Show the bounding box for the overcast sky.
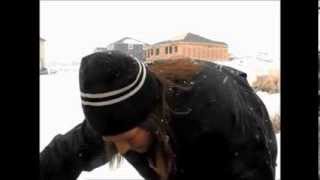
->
[40,1,280,64]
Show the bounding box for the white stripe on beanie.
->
[81,57,147,106]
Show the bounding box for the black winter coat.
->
[40,61,277,180]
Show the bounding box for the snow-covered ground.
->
[40,70,144,180]
[256,91,280,122]
[214,55,280,86]
[40,57,281,180]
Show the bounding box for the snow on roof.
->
[112,37,146,45]
[154,32,227,46]
[169,33,188,41]
[122,38,145,44]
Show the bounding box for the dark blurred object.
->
[40,67,48,75]
[40,67,57,75]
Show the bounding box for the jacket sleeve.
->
[40,119,109,180]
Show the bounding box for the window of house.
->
[147,50,150,57]
[151,49,153,56]
[174,46,178,53]
[128,44,134,50]
[156,48,159,55]
[165,47,168,54]
[169,46,172,54]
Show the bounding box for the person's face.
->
[102,127,154,155]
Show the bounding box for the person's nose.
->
[114,141,130,155]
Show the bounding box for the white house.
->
[40,37,46,70]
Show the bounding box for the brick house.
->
[144,33,230,62]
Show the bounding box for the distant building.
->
[144,32,230,62]
[40,37,46,70]
[106,37,148,61]
[94,47,108,52]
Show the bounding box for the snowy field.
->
[40,63,280,180]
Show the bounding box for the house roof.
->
[153,32,227,46]
[40,37,46,41]
[110,37,149,45]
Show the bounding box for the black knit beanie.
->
[79,51,161,136]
